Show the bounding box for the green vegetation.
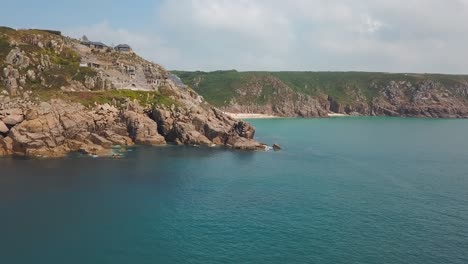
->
[73,67,97,82]
[43,47,80,83]
[33,89,178,108]
[0,28,180,110]
[36,47,97,88]
[174,70,468,106]
[0,26,16,34]
[0,36,10,58]
[173,70,244,106]
[1,28,97,90]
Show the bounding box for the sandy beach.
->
[328,113,349,117]
[224,112,279,119]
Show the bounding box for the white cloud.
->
[159,0,294,53]
[361,15,383,33]
[64,1,468,73]
[64,22,181,68]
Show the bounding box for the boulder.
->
[24,108,39,120]
[4,77,18,95]
[2,67,9,78]
[122,111,165,145]
[78,144,112,156]
[230,137,266,151]
[88,133,113,149]
[233,121,255,139]
[101,130,133,146]
[40,54,51,68]
[151,108,174,135]
[7,100,98,156]
[2,114,24,126]
[4,108,23,116]
[0,137,13,156]
[26,69,36,81]
[0,121,8,134]
[6,48,30,69]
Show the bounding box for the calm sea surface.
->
[1,117,468,264]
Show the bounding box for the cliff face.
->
[0,95,264,157]
[0,27,265,157]
[175,71,468,118]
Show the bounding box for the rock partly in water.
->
[0,99,167,157]
[272,143,282,151]
[0,94,266,157]
[152,99,266,150]
[0,29,266,157]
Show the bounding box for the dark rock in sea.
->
[272,144,281,151]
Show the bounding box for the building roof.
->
[115,44,131,49]
[91,41,107,47]
[81,41,108,47]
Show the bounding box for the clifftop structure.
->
[80,36,132,53]
[81,40,108,50]
[115,44,131,53]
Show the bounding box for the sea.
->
[1,117,467,264]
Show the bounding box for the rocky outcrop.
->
[367,80,468,118]
[151,90,266,151]
[220,75,329,118]
[0,100,162,157]
[179,71,468,118]
[0,121,8,134]
[0,95,266,157]
[152,105,266,150]
[0,28,267,157]
[6,48,30,69]
[2,114,23,126]
[122,111,165,145]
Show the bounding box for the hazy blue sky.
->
[3,0,468,73]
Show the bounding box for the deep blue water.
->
[1,117,468,264]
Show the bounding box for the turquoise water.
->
[1,117,468,264]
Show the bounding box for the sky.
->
[2,0,468,74]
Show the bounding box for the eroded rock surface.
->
[151,87,266,151]
[0,100,161,157]
[0,28,267,157]
[0,94,266,157]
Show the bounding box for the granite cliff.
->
[0,27,266,157]
[175,71,468,118]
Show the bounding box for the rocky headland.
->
[0,27,266,157]
[175,71,468,118]
[0,97,265,157]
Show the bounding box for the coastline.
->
[224,112,350,119]
[328,112,349,117]
[224,112,280,119]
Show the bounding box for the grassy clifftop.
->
[0,27,178,109]
[174,70,468,107]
